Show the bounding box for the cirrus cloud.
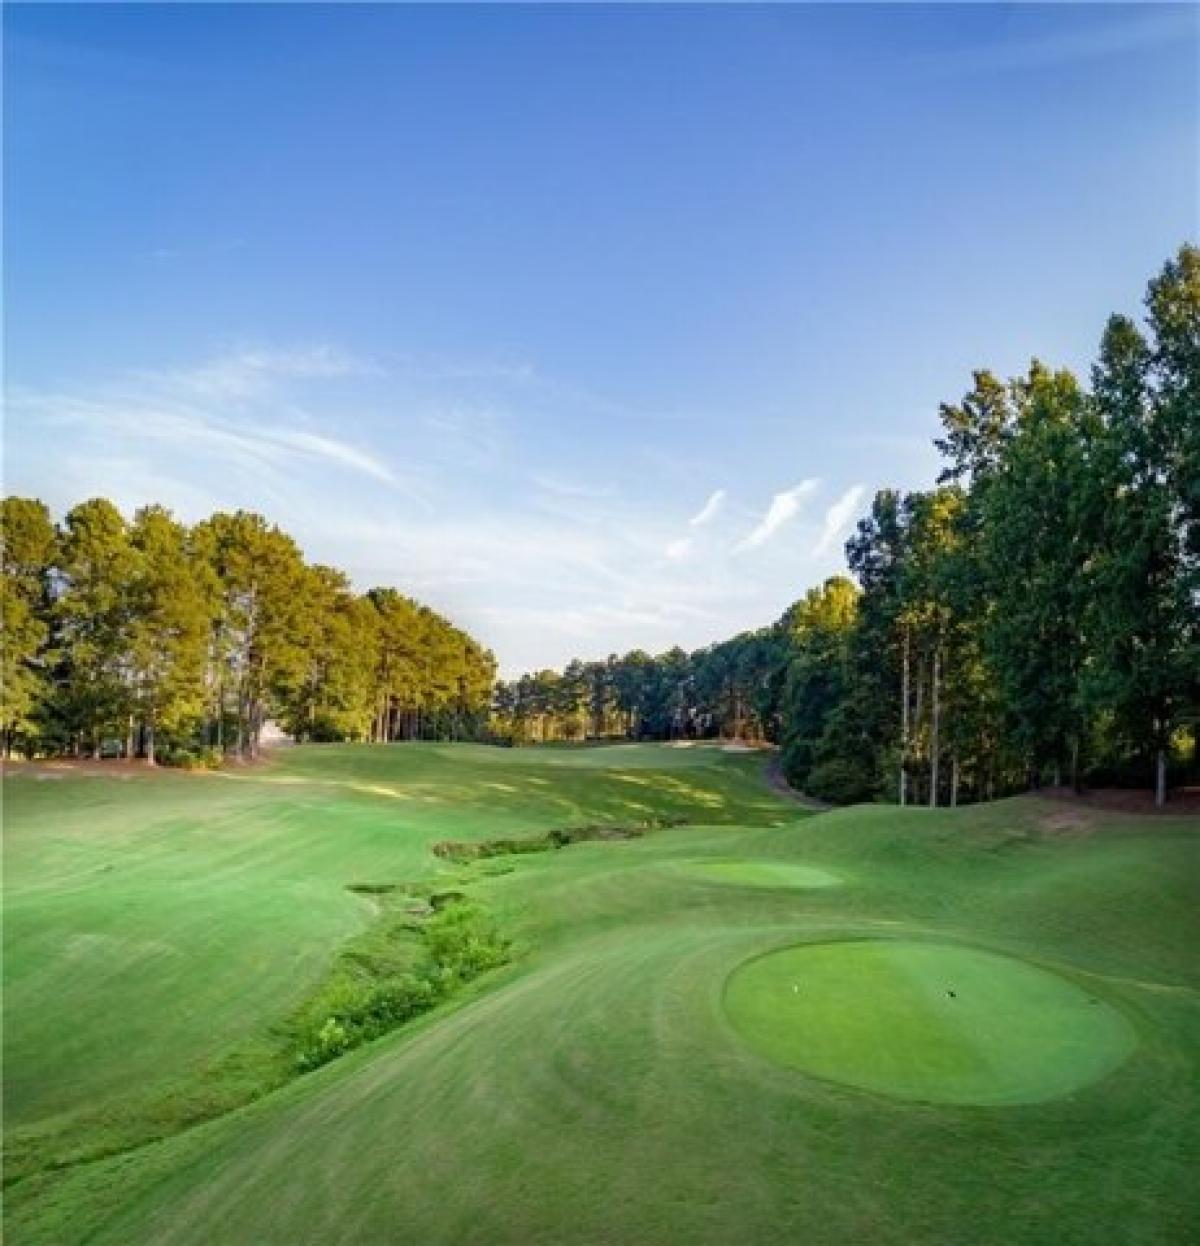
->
[814,484,867,557]
[735,479,820,552]
[688,488,726,527]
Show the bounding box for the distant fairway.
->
[3,744,1199,1245]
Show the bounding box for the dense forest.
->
[0,502,496,762]
[494,246,1199,806]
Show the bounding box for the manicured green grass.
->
[3,744,1199,1244]
[724,939,1137,1105]
[677,858,843,888]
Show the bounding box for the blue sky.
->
[4,3,1196,674]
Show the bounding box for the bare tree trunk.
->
[145,714,156,766]
[928,646,940,809]
[950,752,959,808]
[235,680,246,757]
[1155,749,1167,808]
[126,715,135,760]
[900,628,909,807]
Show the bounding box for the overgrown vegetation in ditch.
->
[431,814,688,863]
[289,892,510,1071]
[6,821,682,1185]
[3,886,510,1188]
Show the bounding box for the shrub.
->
[806,757,875,805]
[158,746,223,771]
[291,901,510,1072]
[423,904,509,978]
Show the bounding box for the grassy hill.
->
[4,744,1198,1244]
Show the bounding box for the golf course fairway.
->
[3,743,1198,1245]
[723,939,1137,1105]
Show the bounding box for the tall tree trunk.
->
[950,752,959,808]
[928,646,940,809]
[145,714,156,766]
[899,628,910,806]
[1155,748,1167,808]
[126,715,135,761]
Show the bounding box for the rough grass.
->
[3,745,1199,1245]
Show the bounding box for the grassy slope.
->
[2,745,779,1175]
[4,745,1199,1244]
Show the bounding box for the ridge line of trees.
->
[493,245,1198,806]
[1,504,495,762]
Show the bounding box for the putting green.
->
[724,939,1137,1105]
[680,860,842,889]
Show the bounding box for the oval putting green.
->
[680,860,842,889]
[724,939,1137,1105]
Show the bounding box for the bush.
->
[780,738,815,788]
[806,757,875,805]
[292,902,510,1072]
[158,746,223,771]
[423,904,509,977]
[294,972,447,1071]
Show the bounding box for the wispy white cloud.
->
[8,344,403,495]
[138,344,382,401]
[263,428,396,484]
[531,474,615,500]
[475,599,719,646]
[12,390,401,490]
[5,345,857,676]
[814,484,866,557]
[735,479,819,552]
[688,488,726,527]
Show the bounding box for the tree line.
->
[495,245,1199,806]
[1,501,496,762]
